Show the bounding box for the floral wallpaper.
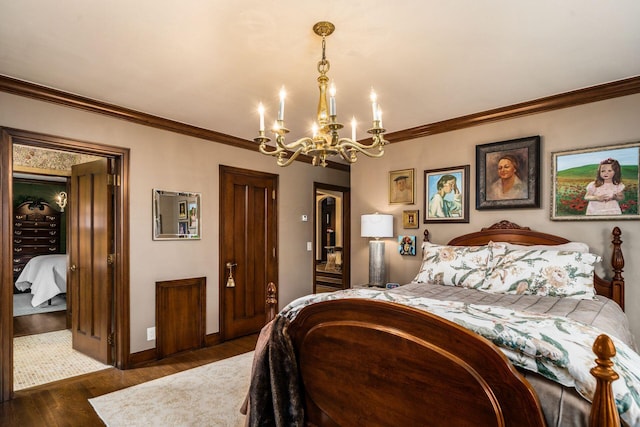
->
[13,145,99,171]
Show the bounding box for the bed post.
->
[266,281,277,323]
[589,334,620,427]
[610,227,624,311]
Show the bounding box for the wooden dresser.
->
[13,201,62,289]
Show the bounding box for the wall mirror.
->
[153,189,201,240]
[313,182,350,292]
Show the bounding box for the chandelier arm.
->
[276,146,307,167]
[259,143,286,156]
[337,148,358,164]
[336,137,386,151]
[277,136,315,151]
[352,148,386,159]
[337,141,385,159]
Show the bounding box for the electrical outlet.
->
[146,326,156,341]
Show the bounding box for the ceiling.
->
[1,1,639,146]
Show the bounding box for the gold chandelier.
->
[254,21,388,167]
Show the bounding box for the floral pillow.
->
[413,242,492,288]
[501,241,590,253]
[482,243,601,299]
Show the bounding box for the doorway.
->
[0,128,130,401]
[313,182,350,293]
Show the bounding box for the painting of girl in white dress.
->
[552,143,639,220]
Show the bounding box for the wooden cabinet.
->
[13,201,61,288]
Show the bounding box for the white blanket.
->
[15,254,67,307]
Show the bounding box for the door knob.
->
[70,264,77,272]
[226,262,237,288]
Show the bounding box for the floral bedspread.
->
[280,288,640,426]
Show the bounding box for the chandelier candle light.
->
[255,21,388,167]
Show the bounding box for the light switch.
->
[306,242,312,251]
[301,215,308,222]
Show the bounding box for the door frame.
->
[313,182,351,291]
[0,127,130,401]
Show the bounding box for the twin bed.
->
[245,221,636,427]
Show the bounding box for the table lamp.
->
[361,213,393,287]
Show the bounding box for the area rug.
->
[14,329,111,390]
[13,293,66,317]
[89,351,254,427]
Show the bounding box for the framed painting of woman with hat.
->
[389,168,415,205]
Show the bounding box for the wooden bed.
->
[260,221,626,427]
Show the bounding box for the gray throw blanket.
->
[241,315,304,427]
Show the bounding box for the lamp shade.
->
[361,214,393,238]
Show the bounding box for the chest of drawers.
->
[13,201,61,287]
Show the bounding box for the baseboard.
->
[128,348,157,367]
[127,332,222,368]
[204,332,221,347]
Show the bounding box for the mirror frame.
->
[153,189,201,240]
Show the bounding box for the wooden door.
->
[220,166,278,340]
[69,158,113,364]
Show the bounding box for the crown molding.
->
[0,75,350,172]
[2,74,639,167]
[385,75,640,143]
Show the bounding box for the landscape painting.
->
[551,142,639,220]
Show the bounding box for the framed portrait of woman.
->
[424,165,470,223]
[476,136,541,210]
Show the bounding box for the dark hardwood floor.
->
[1,334,258,427]
[13,311,66,337]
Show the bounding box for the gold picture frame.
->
[178,200,188,219]
[402,210,419,228]
[551,141,639,220]
[389,168,415,205]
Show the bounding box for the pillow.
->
[482,242,601,299]
[500,241,590,253]
[413,242,492,288]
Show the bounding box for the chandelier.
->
[254,21,388,167]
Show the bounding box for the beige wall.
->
[351,93,640,342]
[0,92,349,352]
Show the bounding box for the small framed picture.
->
[424,165,470,223]
[551,141,639,220]
[389,168,415,205]
[476,136,541,209]
[398,235,416,256]
[178,221,189,235]
[188,201,198,227]
[178,200,188,219]
[402,210,419,228]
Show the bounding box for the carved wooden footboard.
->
[263,222,625,426]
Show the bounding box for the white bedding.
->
[15,254,67,307]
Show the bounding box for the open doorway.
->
[313,182,350,293]
[1,128,130,401]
